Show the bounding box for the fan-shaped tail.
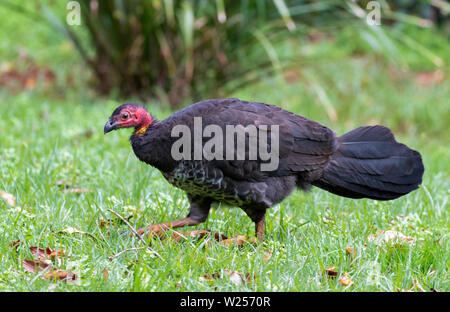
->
[312,126,424,200]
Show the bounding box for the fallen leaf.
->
[56,181,92,194]
[103,268,108,282]
[284,69,300,84]
[203,273,220,280]
[44,269,77,282]
[199,272,221,285]
[22,259,51,274]
[29,246,50,259]
[72,129,94,140]
[338,272,354,287]
[324,266,338,279]
[172,230,227,243]
[21,258,77,282]
[57,227,97,240]
[414,70,444,86]
[30,246,70,260]
[59,227,86,235]
[221,235,257,247]
[200,270,254,286]
[56,180,73,189]
[10,239,21,249]
[367,230,416,245]
[413,279,426,292]
[264,251,272,263]
[21,248,76,282]
[0,55,56,93]
[345,247,357,258]
[398,280,427,292]
[224,270,245,286]
[99,217,110,229]
[245,273,256,284]
[173,230,212,242]
[0,190,16,207]
[63,188,93,194]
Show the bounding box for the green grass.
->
[1,67,448,291]
[0,6,449,291]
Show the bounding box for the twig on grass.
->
[107,209,164,262]
[108,247,146,261]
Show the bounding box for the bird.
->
[104,98,424,242]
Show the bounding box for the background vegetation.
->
[0,0,448,291]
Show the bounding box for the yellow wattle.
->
[134,125,149,136]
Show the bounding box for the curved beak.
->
[104,119,120,134]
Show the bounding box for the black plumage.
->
[104,98,424,241]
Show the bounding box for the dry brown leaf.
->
[307,30,334,43]
[264,251,272,263]
[345,247,357,258]
[72,129,94,140]
[58,227,84,235]
[56,181,92,194]
[0,190,16,207]
[203,273,220,280]
[63,188,93,194]
[99,217,111,229]
[10,239,21,249]
[199,272,221,285]
[414,70,444,86]
[172,230,227,243]
[224,270,245,286]
[30,246,70,260]
[44,269,77,282]
[56,180,73,189]
[284,69,300,84]
[324,266,338,279]
[103,268,108,282]
[413,279,426,292]
[22,259,51,273]
[200,270,255,286]
[245,273,256,284]
[174,230,211,241]
[338,272,354,287]
[221,235,257,247]
[22,246,74,282]
[59,226,86,235]
[21,258,77,282]
[29,246,51,259]
[367,230,416,245]
[49,249,70,259]
[398,280,427,292]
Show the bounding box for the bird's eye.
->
[121,113,129,120]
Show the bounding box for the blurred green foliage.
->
[2,0,447,108]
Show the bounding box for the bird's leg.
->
[255,214,265,243]
[136,196,211,238]
[242,207,266,243]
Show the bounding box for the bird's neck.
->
[134,113,154,137]
[130,121,177,172]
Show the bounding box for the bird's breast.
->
[162,160,252,206]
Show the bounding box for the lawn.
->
[0,6,449,292]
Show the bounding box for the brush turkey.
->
[104,98,424,241]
